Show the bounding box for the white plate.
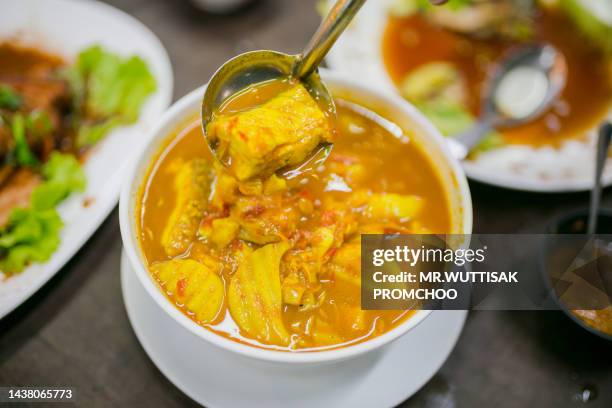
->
[0,0,173,318]
[326,0,612,192]
[121,251,468,408]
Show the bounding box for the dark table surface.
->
[0,0,611,407]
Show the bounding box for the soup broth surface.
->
[138,86,452,351]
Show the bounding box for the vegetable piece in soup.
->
[206,83,333,180]
[161,159,212,256]
[151,258,224,324]
[228,241,291,346]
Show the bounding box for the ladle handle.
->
[294,0,366,79]
[588,121,612,235]
[451,119,494,160]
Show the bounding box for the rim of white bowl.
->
[119,70,473,364]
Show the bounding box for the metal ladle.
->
[449,44,567,160]
[201,0,366,169]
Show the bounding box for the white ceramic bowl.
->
[119,70,473,365]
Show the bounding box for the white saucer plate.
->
[0,0,174,318]
[121,251,468,408]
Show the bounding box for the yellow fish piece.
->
[206,84,333,181]
[161,159,211,256]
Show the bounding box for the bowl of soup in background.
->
[119,69,473,366]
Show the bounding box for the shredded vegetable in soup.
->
[138,82,452,351]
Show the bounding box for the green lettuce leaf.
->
[65,45,157,148]
[0,153,85,274]
[416,101,503,153]
[78,46,156,121]
[0,208,63,274]
[31,153,86,211]
[415,101,473,136]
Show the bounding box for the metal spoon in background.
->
[201,0,366,169]
[448,44,567,160]
[587,122,612,235]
